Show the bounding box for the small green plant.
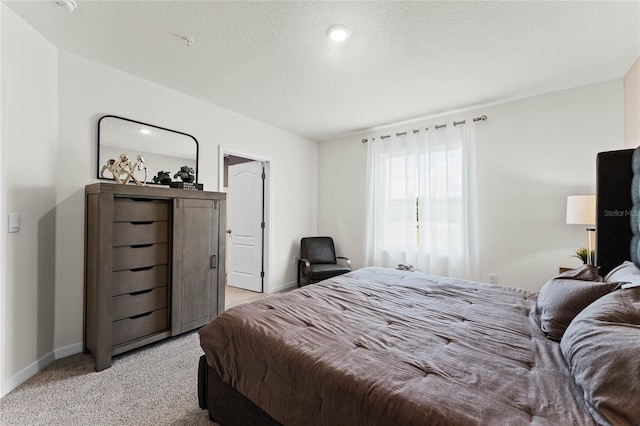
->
[571,247,595,264]
[174,166,195,183]
[152,171,172,185]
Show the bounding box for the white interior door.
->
[227,161,263,292]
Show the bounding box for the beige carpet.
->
[0,331,213,426]
[1,287,286,425]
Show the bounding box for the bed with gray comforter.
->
[199,266,639,425]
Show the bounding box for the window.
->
[365,123,478,280]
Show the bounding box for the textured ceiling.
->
[4,1,640,141]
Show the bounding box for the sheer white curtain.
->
[365,120,479,280]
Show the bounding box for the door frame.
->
[218,146,272,293]
[0,79,6,396]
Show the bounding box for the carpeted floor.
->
[0,287,285,425]
[0,331,213,425]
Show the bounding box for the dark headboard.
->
[631,148,640,268]
[595,149,634,275]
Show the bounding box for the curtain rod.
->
[361,115,487,143]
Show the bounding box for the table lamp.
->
[566,195,596,265]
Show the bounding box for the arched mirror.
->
[97,115,199,184]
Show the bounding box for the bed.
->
[198,148,640,425]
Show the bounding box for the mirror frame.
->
[97,114,199,184]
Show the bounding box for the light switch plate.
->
[8,213,20,233]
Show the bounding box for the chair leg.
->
[299,273,308,287]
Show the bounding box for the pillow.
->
[537,277,620,340]
[555,264,603,282]
[561,288,640,425]
[605,261,640,287]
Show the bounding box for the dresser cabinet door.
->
[172,198,221,334]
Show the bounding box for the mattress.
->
[199,267,594,425]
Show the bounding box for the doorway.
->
[219,147,271,296]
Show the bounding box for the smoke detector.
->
[54,0,78,13]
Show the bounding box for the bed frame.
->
[198,148,636,425]
[198,355,281,425]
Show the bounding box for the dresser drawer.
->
[112,243,168,271]
[112,308,168,347]
[113,221,169,247]
[111,287,168,321]
[111,265,168,296]
[113,198,169,222]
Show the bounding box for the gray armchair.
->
[297,236,351,286]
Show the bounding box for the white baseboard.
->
[1,342,83,397]
[267,280,298,294]
[1,352,54,397]
[54,342,83,359]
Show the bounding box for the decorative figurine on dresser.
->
[84,183,226,371]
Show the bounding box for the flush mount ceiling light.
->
[327,24,351,42]
[54,0,77,13]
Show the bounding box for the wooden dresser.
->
[84,183,226,371]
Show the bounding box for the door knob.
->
[226,229,232,234]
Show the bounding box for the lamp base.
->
[586,227,595,265]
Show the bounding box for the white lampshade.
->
[566,195,596,226]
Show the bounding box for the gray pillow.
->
[556,264,603,281]
[537,278,620,340]
[561,288,640,425]
[605,261,640,286]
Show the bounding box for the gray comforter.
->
[199,267,594,425]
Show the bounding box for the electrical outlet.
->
[488,274,497,285]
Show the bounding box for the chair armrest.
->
[298,258,311,270]
[297,258,311,286]
[336,256,351,268]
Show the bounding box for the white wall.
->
[2,5,318,392]
[624,57,639,149]
[318,137,368,267]
[54,50,318,350]
[319,80,624,291]
[1,5,59,391]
